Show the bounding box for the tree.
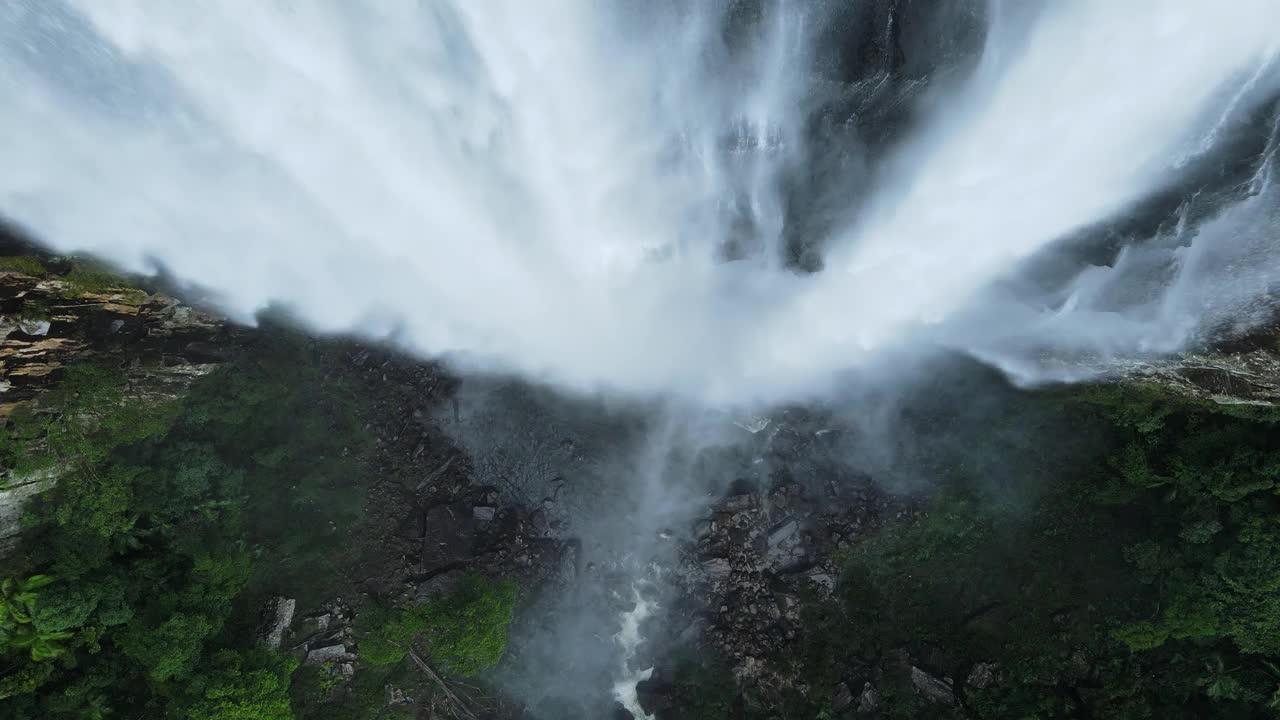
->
[182,649,297,720]
[355,575,518,676]
[0,575,76,661]
[119,612,214,683]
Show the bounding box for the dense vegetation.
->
[3,255,1279,719]
[355,576,517,675]
[290,575,517,720]
[0,254,150,300]
[0,331,516,719]
[0,362,280,716]
[786,383,1280,719]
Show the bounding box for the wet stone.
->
[910,666,955,705]
[832,682,854,713]
[701,558,732,582]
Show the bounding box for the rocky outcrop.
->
[0,253,238,551]
[1109,325,1280,406]
[910,665,956,705]
[257,596,298,650]
[0,266,234,414]
[674,429,899,706]
[0,468,58,554]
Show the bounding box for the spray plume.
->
[0,1,1278,403]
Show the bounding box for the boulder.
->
[966,662,1000,690]
[16,319,49,336]
[768,520,799,547]
[305,643,356,665]
[857,683,881,714]
[0,469,59,553]
[701,558,732,583]
[803,568,835,593]
[413,569,464,601]
[766,519,805,570]
[386,685,409,705]
[256,596,296,649]
[910,666,955,705]
[636,676,676,716]
[832,682,854,713]
[721,493,757,513]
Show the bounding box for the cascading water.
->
[6,2,1280,717]
[612,584,658,720]
[3,1,1278,403]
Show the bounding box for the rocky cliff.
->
[1114,325,1280,407]
[0,246,238,551]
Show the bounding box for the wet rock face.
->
[776,0,990,272]
[672,409,905,705]
[337,347,580,604]
[1109,325,1280,406]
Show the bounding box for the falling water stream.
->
[4,1,1280,716]
[2,1,1278,401]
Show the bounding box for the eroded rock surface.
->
[0,253,239,551]
[0,268,234,415]
[665,410,906,708]
[1112,326,1280,406]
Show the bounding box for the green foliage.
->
[289,662,414,720]
[417,575,518,675]
[354,603,415,666]
[121,612,215,682]
[182,649,298,720]
[0,575,77,661]
[0,333,381,719]
[56,258,147,302]
[793,382,1280,719]
[0,363,177,481]
[32,576,131,632]
[0,662,53,701]
[355,575,518,676]
[666,647,736,720]
[1114,621,1169,652]
[313,663,345,695]
[1092,393,1280,658]
[0,574,56,625]
[176,335,371,605]
[0,256,48,276]
[0,571,77,661]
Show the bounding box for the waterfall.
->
[1,2,1278,401]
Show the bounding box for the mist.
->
[6,2,1280,717]
[1,1,1277,405]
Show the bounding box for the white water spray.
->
[762,2,1280,379]
[611,585,657,720]
[0,1,1278,401]
[7,5,1280,718]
